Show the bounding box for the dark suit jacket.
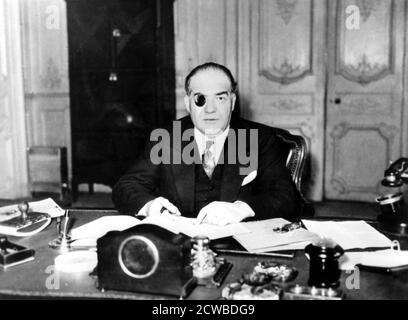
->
[112,116,302,220]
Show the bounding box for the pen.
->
[62,210,69,237]
[196,213,207,224]
[215,249,295,259]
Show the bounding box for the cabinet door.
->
[239,0,327,201]
[112,0,157,70]
[67,0,175,193]
[325,0,406,201]
[67,0,112,71]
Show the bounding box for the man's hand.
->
[141,197,181,217]
[196,201,255,226]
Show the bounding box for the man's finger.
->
[159,198,179,215]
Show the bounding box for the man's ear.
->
[231,93,236,111]
[184,95,191,113]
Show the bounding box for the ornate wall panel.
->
[244,0,326,201]
[20,0,72,179]
[329,123,396,195]
[21,0,69,93]
[404,0,408,157]
[336,0,394,85]
[174,0,238,119]
[258,0,313,85]
[325,0,405,201]
[26,94,70,147]
[333,93,393,115]
[261,94,314,115]
[0,0,29,198]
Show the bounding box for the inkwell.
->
[305,238,344,289]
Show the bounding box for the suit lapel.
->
[172,117,197,214]
[220,119,247,202]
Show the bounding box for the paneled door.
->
[240,0,327,201]
[325,0,406,201]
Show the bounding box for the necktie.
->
[202,140,216,178]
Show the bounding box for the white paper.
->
[302,220,392,250]
[71,215,140,240]
[233,218,320,253]
[339,250,408,270]
[142,215,250,240]
[70,214,250,248]
[29,198,65,218]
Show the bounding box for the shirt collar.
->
[194,126,230,156]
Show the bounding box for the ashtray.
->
[243,261,298,283]
[221,281,283,300]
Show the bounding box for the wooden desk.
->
[1,210,408,300]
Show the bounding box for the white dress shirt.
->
[194,126,230,165]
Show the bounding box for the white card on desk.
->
[233,218,320,253]
[29,198,65,218]
[302,220,392,250]
[340,249,408,270]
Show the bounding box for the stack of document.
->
[301,220,392,250]
[233,218,320,253]
[70,214,250,248]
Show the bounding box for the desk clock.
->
[97,224,197,298]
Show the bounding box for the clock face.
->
[118,235,159,279]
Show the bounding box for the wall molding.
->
[0,0,29,198]
[329,122,397,195]
[335,0,395,85]
[259,0,314,85]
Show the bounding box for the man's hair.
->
[184,62,237,95]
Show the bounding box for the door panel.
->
[241,0,327,201]
[325,0,405,201]
[20,0,72,188]
[174,0,239,118]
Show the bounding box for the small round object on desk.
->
[54,251,97,273]
[305,239,344,288]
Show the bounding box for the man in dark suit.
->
[112,62,301,225]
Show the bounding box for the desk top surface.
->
[1,209,408,300]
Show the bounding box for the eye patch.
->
[194,94,206,107]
